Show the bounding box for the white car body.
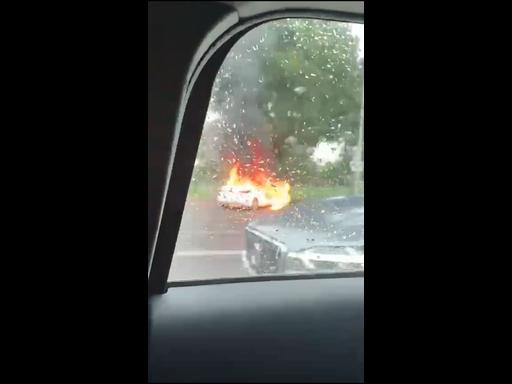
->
[217,185,270,209]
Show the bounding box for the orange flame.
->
[225,163,291,210]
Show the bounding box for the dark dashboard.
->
[149,276,364,382]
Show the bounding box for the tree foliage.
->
[204,18,363,185]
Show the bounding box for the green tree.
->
[209,19,363,184]
[258,20,362,159]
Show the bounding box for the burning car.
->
[244,195,364,274]
[217,163,291,210]
[217,185,270,210]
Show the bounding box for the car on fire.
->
[217,185,270,210]
[244,195,364,274]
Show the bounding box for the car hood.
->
[246,197,363,252]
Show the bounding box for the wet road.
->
[168,199,274,281]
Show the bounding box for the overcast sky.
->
[351,23,364,58]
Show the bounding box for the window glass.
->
[169,18,364,282]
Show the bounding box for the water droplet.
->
[294,86,307,95]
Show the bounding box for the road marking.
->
[174,250,246,257]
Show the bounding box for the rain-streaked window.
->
[169,19,364,282]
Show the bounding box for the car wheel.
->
[251,198,259,210]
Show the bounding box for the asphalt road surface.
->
[168,199,277,281]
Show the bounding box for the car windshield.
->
[168,18,364,282]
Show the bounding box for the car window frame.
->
[149,9,364,295]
